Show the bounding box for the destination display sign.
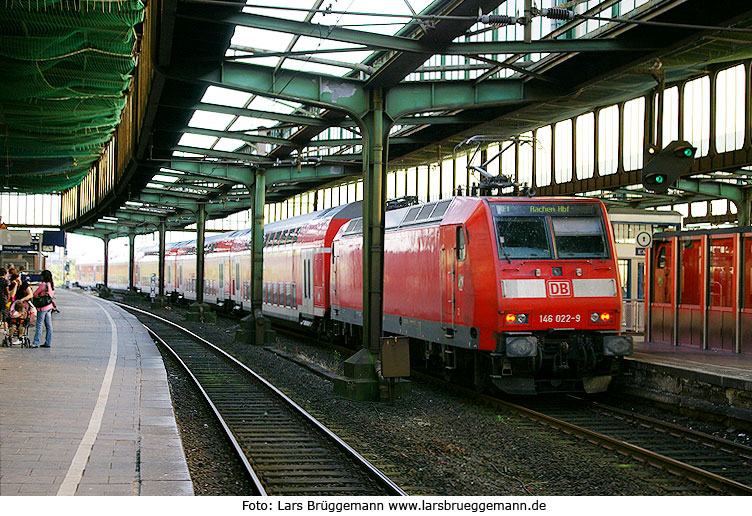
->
[491,203,598,217]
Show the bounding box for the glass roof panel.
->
[247,96,300,115]
[188,111,236,130]
[179,133,218,149]
[214,138,247,152]
[241,1,311,23]
[228,116,276,131]
[200,86,253,107]
[308,0,434,36]
[231,26,295,53]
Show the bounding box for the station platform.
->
[0,289,193,496]
[617,337,752,423]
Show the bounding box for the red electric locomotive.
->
[330,196,632,394]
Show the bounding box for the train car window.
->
[709,238,734,308]
[679,239,703,305]
[656,246,667,268]
[456,226,466,261]
[551,217,608,258]
[494,217,551,259]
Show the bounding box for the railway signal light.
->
[642,140,696,194]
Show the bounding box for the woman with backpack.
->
[32,270,55,348]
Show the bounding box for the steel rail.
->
[144,323,267,495]
[410,371,752,495]
[112,301,406,496]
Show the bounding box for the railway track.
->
[113,302,405,497]
[412,370,752,495]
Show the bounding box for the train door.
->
[301,249,314,316]
[233,259,241,305]
[218,261,225,301]
[650,240,674,345]
[440,225,465,336]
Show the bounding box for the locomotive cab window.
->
[494,217,551,259]
[551,217,608,259]
[456,226,466,261]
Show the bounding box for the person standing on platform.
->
[32,270,55,348]
[0,268,8,333]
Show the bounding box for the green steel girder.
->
[183,102,332,128]
[173,145,269,163]
[386,79,527,119]
[202,12,634,57]
[200,61,366,117]
[199,61,532,123]
[145,179,225,193]
[166,160,254,185]
[675,179,743,202]
[140,187,208,201]
[165,126,291,147]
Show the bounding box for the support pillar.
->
[152,220,167,308]
[334,88,393,401]
[187,204,215,322]
[99,236,113,298]
[124,231,139,299]
[735,190,752,227]
[237,170,272,344]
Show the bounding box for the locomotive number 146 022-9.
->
[539,314,581,323]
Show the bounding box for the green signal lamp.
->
[642,140,697,194]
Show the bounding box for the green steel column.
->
[128,232,135,292]
[158,220,166,298]
[252,170,266,315]
[362,88,391,353]
[103,236,109,288]
[736,190,752,226]
[196,204,206,305]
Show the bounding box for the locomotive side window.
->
[494,217,551,259]
[551,217,608,258]
[456,226,466,261]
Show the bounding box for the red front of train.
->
[331,196,632,394]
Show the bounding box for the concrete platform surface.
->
[0,289,193,496]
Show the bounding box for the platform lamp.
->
[642,140,697,194]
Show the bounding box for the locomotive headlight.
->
[603,335,633,356]
[591,312,613,323]
[505,313,529,324]
[505,336,538,357]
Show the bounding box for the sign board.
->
[0,229,32,246]
[635,247,646,256]
[150,273,156,300]
[42,245,54,252]
[636,231,652,248]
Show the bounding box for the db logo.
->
[547,280,572,297]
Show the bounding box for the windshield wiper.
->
[499,236,512,264]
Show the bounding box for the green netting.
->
[0,0,144,193]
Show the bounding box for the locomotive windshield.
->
[551,217,608,258]
[494,217,552,259]
[492,203,609,260]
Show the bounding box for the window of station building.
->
[500,141,516,184]
[709,238,735,308]
[518,132,533,187]
[598,105,619,175]
[441,158,454,199]
[535,125,552,187]
[428,164,440,202]
[715,64,745,153]
[744,237,752,308]
[683,75,711,157]
[417,166,429,202]
[623,97,645,171]
[406,167,418,197]
[679,239,703,306]
[395,169,406,198]
[618,259,630,298]
[554,120,573,184]
[652,241,673,304]
[575,113,595,179]
[455,153,469,194]
[653,86,680,146]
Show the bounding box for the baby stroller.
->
[3,304,31,348]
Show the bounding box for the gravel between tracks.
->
[129,298,717,496]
